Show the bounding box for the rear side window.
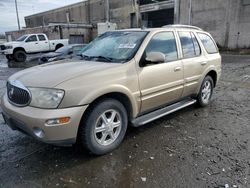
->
[38,35,46,41]
[197,33,218,54]
[179,31,201,58]
[145,32,178,62]
[72,46,83,54]
[191,33,201,56]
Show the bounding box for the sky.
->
[0,0,83,34]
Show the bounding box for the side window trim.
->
[191,32,202,57]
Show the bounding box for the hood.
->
[42,52,62,58]
[4,41,21,46]
[8,59,121,88]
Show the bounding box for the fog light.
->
[33,127,45,138]
[45,117,71,126]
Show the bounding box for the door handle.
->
[174,67,182,72]
[201,61,207,65]
[35,42,38,44]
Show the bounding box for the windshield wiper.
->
[81,55,113,62]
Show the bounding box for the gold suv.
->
[1,25,221,155]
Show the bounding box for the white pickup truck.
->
[2,33,68,62]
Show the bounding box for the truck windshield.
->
[81,31,148,63]
[56,46,70,54]
[16,35,28,41]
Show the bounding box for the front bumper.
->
[3,49,13,55]
[1,94,88,146]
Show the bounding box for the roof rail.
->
[162,24,203,31]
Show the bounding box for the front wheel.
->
[14,50,27,62]
[197,75,214,107]
[78,99,128,155]
[6,54,14,61]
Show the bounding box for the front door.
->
[24,35,40,53]
[138,31,184,113]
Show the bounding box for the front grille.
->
[0,45,5,50]
[7,81,31,107]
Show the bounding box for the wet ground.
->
[0,54,249,188]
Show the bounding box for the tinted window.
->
[191,33,201,56]
[55,46,70,54]
[145,32,178,62]
[26,35,37,42]
[198,33,218,54]
[38,35,46,41]
[72,46,83,54]
[179,31,200,58]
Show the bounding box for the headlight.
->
[5,46,13,49]
[29,88,64,109]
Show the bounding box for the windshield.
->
[55,46,70,54]
[16,35,28,42]
[80,31,148,63]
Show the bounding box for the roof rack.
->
[162,24,203,31]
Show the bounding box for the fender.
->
[79,84,141,118]
[195,65,219,94]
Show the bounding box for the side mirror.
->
[145,52,166,64]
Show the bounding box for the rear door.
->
[178,31,208,97]
[138,31,184,112]
[37,34,50,52]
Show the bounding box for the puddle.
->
[0,60,8,68]
[0,54,39,68]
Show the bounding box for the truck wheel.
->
[14,50,27,62]
[78,99,128,155]
[6,55,14,61]
[197,75,214,107]
[55,44,63,51]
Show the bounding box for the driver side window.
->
[26,35,37,42]
[145,32,178,63]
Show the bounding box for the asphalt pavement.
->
[0,54,250,188]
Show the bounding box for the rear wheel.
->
[78,99,128,155]
[14,50,27,62]
[55,44,63,51]
[197,76,214,107]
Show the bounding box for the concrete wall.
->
[25,1,89,27]
[25,0,134,29]
[179,0,250,49]
[9,0,250,49]
[109,0,134,29]
[23,0,135,40]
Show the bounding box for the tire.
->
[78,99,128,155]
[197,75,214,107]
[14,50,27,62]
[6,54,14,61]
[55,44,63,51]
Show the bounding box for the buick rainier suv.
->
[1,25,221,155]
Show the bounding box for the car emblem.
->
[8,87,14,99]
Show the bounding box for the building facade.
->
[5,0,250,49]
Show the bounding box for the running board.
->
[132,98,197,127]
